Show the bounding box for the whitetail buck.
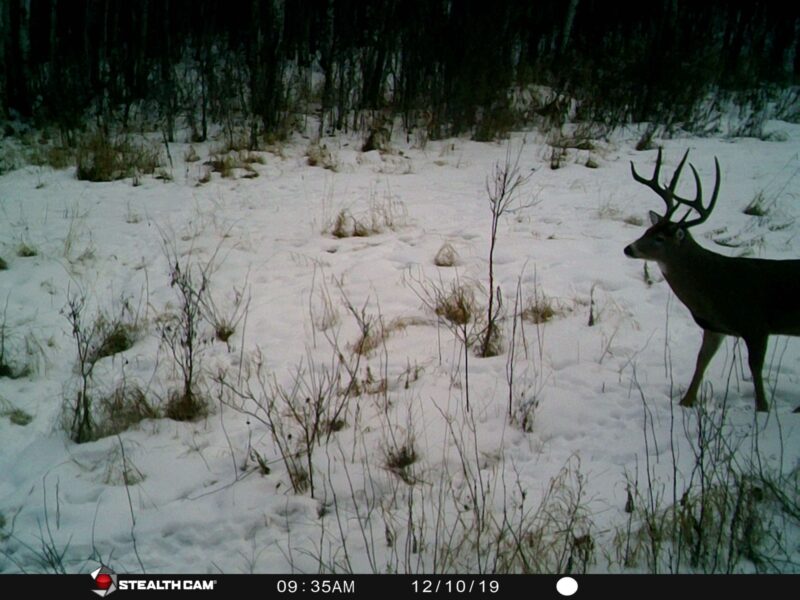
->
[624,149,800,412]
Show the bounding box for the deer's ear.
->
[649,211,661,225]
[675,228,686,242]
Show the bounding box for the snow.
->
[1,123,799,574]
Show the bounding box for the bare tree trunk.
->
[318,0,334,138]
[559,0,579,56]
[8,0,33,116]
[0,1,7,119]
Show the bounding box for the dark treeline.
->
[1,0,798,142]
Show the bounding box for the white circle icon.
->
[556,576,578,596]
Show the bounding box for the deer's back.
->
[666,253,800,338]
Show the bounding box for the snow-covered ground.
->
[1,122,798,574]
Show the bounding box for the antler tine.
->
[678,157,721,228]
[630,147,676,216]
[629,148,659,187]
[667,149,690,194]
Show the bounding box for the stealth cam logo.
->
[91,566,118,597]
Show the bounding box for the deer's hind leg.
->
[680,329,724,408]
[744,335,769,412]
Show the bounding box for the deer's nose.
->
[624,244,635,258]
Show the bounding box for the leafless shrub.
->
[205,154,236,178]
[184,145,201,163]
[198,280,250,347]
[16,243,37,258]
[408,272,483,411]
[434,242,458,267]
[326,193,406,239]
[522,291,568,325]
[205,150,264,179]
[62,293,99,442]
[96,382,159,437]
[362,122,392,153]
[330,209,355,238]
[28,144,74,170]
[384,435,419,485]
[433,280,478,329]
[743,191,770,217]
[614,376,800,573]
[87,305,141,364]
[0,299,36,380]
[492,458,595,573]
[76,131,162,182]
[307,142,338,171]
[61,289,148,442]
[158,246,213,422]
[549,145,568,170]
[481,144,535,358]
[102,443,146,486]
[506,273,549,432]
[218,345,353,498]
[624,214,644,226]
[0,396,32,426]
[197,167,212,185]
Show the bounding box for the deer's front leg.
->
[680,330,724,407]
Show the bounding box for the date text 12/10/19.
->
[412,579,500,594]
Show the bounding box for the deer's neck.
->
[657,235,720,299]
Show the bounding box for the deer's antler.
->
[675,158,721,227]
[631,148,720,228]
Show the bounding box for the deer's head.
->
[624,148,720,264]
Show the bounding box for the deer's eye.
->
[654,234,666,243]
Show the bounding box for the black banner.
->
[1,574,796,598]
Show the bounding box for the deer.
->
[624,148,800,412]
